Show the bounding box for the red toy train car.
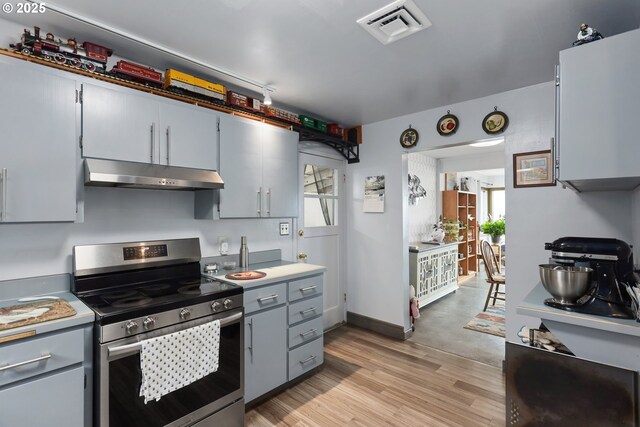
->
[10,26,112,72]
[110,60,163,88]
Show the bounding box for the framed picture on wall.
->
[445,172,458,190]
[513,150,555,188]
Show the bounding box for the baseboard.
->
[346,311,412,340]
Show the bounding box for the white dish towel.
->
[139,320,221,403]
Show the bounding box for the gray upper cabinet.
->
[219,114,298,218]
[0,56,78,222]
[557,28,640,191]
[82,82,218,169]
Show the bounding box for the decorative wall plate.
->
[399,127,419,148]
[482,108,509,134]
[437,111,459,136]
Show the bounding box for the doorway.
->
[407,142,506,367]
[296,153,346,330]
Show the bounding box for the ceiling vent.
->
[357,0,432,45]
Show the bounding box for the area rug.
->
[463,307,505,338]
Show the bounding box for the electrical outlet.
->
[218,236,229,255]
[279,222,290,236]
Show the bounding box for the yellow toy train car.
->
[164,69,227,104]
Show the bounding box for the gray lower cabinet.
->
[81,82,218,170]
[557,28,640,191]
[244,303,287,403]
[0,326,90,426]
[243,273,324,404]
[218,114,298,218]
[0,56,78,222]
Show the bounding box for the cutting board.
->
[225,271,267,280]
[0,299,76,331]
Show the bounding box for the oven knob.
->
[125,320,138,335]
[223,298,233,309]
[211,301,221,312]
[143,317,156,330]
[179,308,191,320]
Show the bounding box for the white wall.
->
[0,187,295,281]
[347,80,635,337]
[633,187,640,267]
[438,151,504,174]
[408,153,437,243]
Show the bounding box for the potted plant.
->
[481,217,505,244]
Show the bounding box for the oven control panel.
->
[123,244,168,260]
[99,294,244,343]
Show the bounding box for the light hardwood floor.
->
[246,325,506,426]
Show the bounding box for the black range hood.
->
[84,158,224,191]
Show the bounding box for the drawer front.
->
[244,282,287,315]
[288,338,323,381]
[288,275,323,302]
[288,316,323,349]
[0,365,84,426]
[288,295,323,326]
[0,328,84,387]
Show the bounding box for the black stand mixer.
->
[544,237,639,319]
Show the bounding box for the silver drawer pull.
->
[0,353,51,372]
[299,355,317,365]
[258,294,278,303]
[300,328,317,337]
[300,285,317,292]
[300,307,317,315]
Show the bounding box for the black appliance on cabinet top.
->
[72,237,244,427]
[544,236,638,319]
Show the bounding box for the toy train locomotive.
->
[10,26,112,72]
[9,26,342,131]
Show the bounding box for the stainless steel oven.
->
[98,308,243,427]
[72,238,245,427]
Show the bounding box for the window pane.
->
[491,190,505,219]
[304,165,336,195]
[304,198,335,227]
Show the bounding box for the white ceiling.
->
[4,0,638,126]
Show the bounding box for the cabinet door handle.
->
[300,285,317,293]
[267,188,271,215]
[257,188,262,215]
[554,65,560,176]
[166,126,171,165]
[248,318,253,351]
[300,328,317,337]
[300,307,317,315]
[150,123,155,164]
[0,353,51,372]
[258,294,278,303]
[299,355,317,365]
[1,168,6,222]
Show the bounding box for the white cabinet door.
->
[0,57,77,222]
[559,29,640,185]
[262,126,298,217]
[82,83,160,164]
[219,114,263,218]
[158,102,218,170]
[244,306,287,403]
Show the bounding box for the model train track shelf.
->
[6,25,360,163]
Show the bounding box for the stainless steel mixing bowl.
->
[539,264,594,304]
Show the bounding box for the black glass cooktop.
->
[73,262,242,324]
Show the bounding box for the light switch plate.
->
[279,222,290,236]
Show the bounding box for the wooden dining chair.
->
[480,240,505,311]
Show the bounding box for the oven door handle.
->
[107,311,243,359]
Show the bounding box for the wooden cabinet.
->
[409,245,458,308]
[0,56,79,223]
[242,272,324,404]
[557,28,640,191]
[218,114,298,218]
[442,190,477,278]
[81,82,218,170]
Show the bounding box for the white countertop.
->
[409,241,458,253]
[518,283,640,338]
[213,262,326,289]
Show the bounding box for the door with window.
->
[296,153,346,330]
